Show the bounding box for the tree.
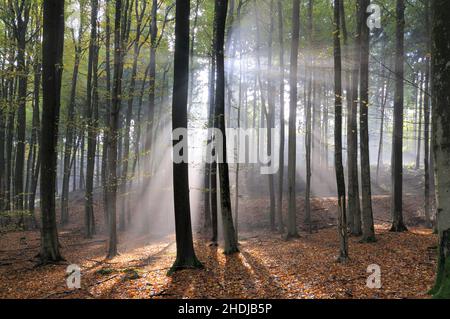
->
[102,0,112,226]
[358,0,376,243]
[215,0,239,254]
[276,0,285,233]
[344,0,361,236]
[61,2,86,226]
[119,0,147,230]
[304,0,312,233]
[267,0,276,231]
[429,0,450,299]
[170,0,203,273]
[390,0,407,232]
[423,1,432,228]
[107,0,124,259]
[333,0,348,262]
[10,0,31,214]
[39,0,65,264]
[287,0,300,239]
[85,0,99,238]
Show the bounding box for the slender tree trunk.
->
[376,72,391,180]
[232,0,244,242]
[203,59,215,233]
[14,3,31,216]
[215,0,239,255]
[334,0,348,262]
[415,73,424,170]
[390,0,407,232]
[27,46,41,227]
[107,0,124,258]
[207,49,218,243]
[287,0,300,239]
[358,0,376,242]
[188,0,200,111]
[5,65,15,212]
[266,0,276,231]
[61,13,84,226]
[304,0,313,233]
[276,0,285,233]
[102,0,112,226]
[85,0,99,238]
[423,1,432,229]
[341,0,360,235]
[119,0,146,230]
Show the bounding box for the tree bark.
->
[390,0,407,232]
[169,0,203,273]
[334,0,348,262]
[107,0,124,258]
[276,0,285,233]
[358,0,376,242]
[287,0,300,239]
[430,0,450,298]
[39,0,65,264]
[215,0,239,255]
[423,1,432,229]
[85,0,99,238]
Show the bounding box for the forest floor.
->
[0,188,438,299]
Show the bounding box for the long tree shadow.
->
[155,241,219,299]
[240,250,286,298]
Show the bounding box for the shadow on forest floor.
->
[0,191,438,299]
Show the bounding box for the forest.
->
[0,0,450,300]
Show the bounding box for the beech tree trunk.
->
[334,0,348,262]
[358,0,376,242]
[276,0,285,233]
[39,0,65,264]
[430,0,450,298]
[287,0,300,239]
[214,0,239,255]
[170,0,203,272]
[390,0,408,232]
[85,0,99,238]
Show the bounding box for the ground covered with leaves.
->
[0,192,438,299]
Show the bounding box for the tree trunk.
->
[39,0,65,264]
[423,1,432,229]
[304,0,313,234]
[429,0,450,298]
[390,0,407,232]
[334,0,348,262]
[415,73,423,170]
[267,0,276,231]
[169,0,203,273]
[358,0,376,242]
[102,0,112,226]
[13,2,31,215]
[61,30,82,226]
[107,0,124,258]
[215,0,238,255]
[85,0,99,238]
[287,0,300,239]
[276,0,285,233]
[119,0,146,230]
